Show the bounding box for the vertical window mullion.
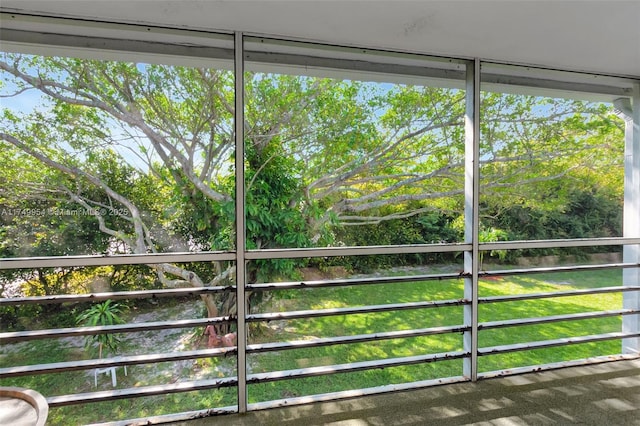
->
[463,58,481,380]
[622,82,640,354]
[234,31,248,413]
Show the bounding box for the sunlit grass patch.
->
[247,358,464,403]
[478,340,621,373]
[250,266,625,402]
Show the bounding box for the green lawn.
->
[0,266,627,424]
[0,301,240,424]
[247,267,624,403]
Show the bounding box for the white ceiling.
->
[1,0,639,78]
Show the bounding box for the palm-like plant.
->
[76,300,124,358]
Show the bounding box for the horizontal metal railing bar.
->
[2,266,635,308]
[0,243,469,271]
[0,286,234,306]
[480,262,640,279]
[47,352,469,407]
[249,263,638,294]
[90,374,466,426]
[2,266,633,308]
[1,238,637,271]
[480,237,640,251]
[248,272,464,292]
[479,285,640,304]
[247,375,468,412]
[246,238,640,261]
[478,353,640,380]
[46,377,239,407]
[246,350,469,384]
[0,348,237,378]
[247,325,469,353]
[87,405,239,426]
[247,298,468,322]
[245,243,470,260]
[0,317,232,344]
[479,309,640,330]
[247,238,640,260]
[0,250,236,270]
[478,331,640,356]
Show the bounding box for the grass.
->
[0,299,239,424]
[0,266,628,424]
[247,266,624,403]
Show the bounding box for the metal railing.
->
[1,240,639,424]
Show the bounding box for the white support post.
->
[463,59,480,379]
[623,83,640,355]
[234,31,248,412]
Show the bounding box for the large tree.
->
[0,52,623,322]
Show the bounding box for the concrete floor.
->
[172,358,640,426]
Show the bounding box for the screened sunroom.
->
[0,2,639,425]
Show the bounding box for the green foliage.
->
[332,211,461,272]
[243,141,313,281]
[76,300,125,358]
[484,188,622,258]
[0,304,34,332]
[0,273,91,331]
[106,264,162,292]
[476,226,508,269]
[0,51,627,293]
